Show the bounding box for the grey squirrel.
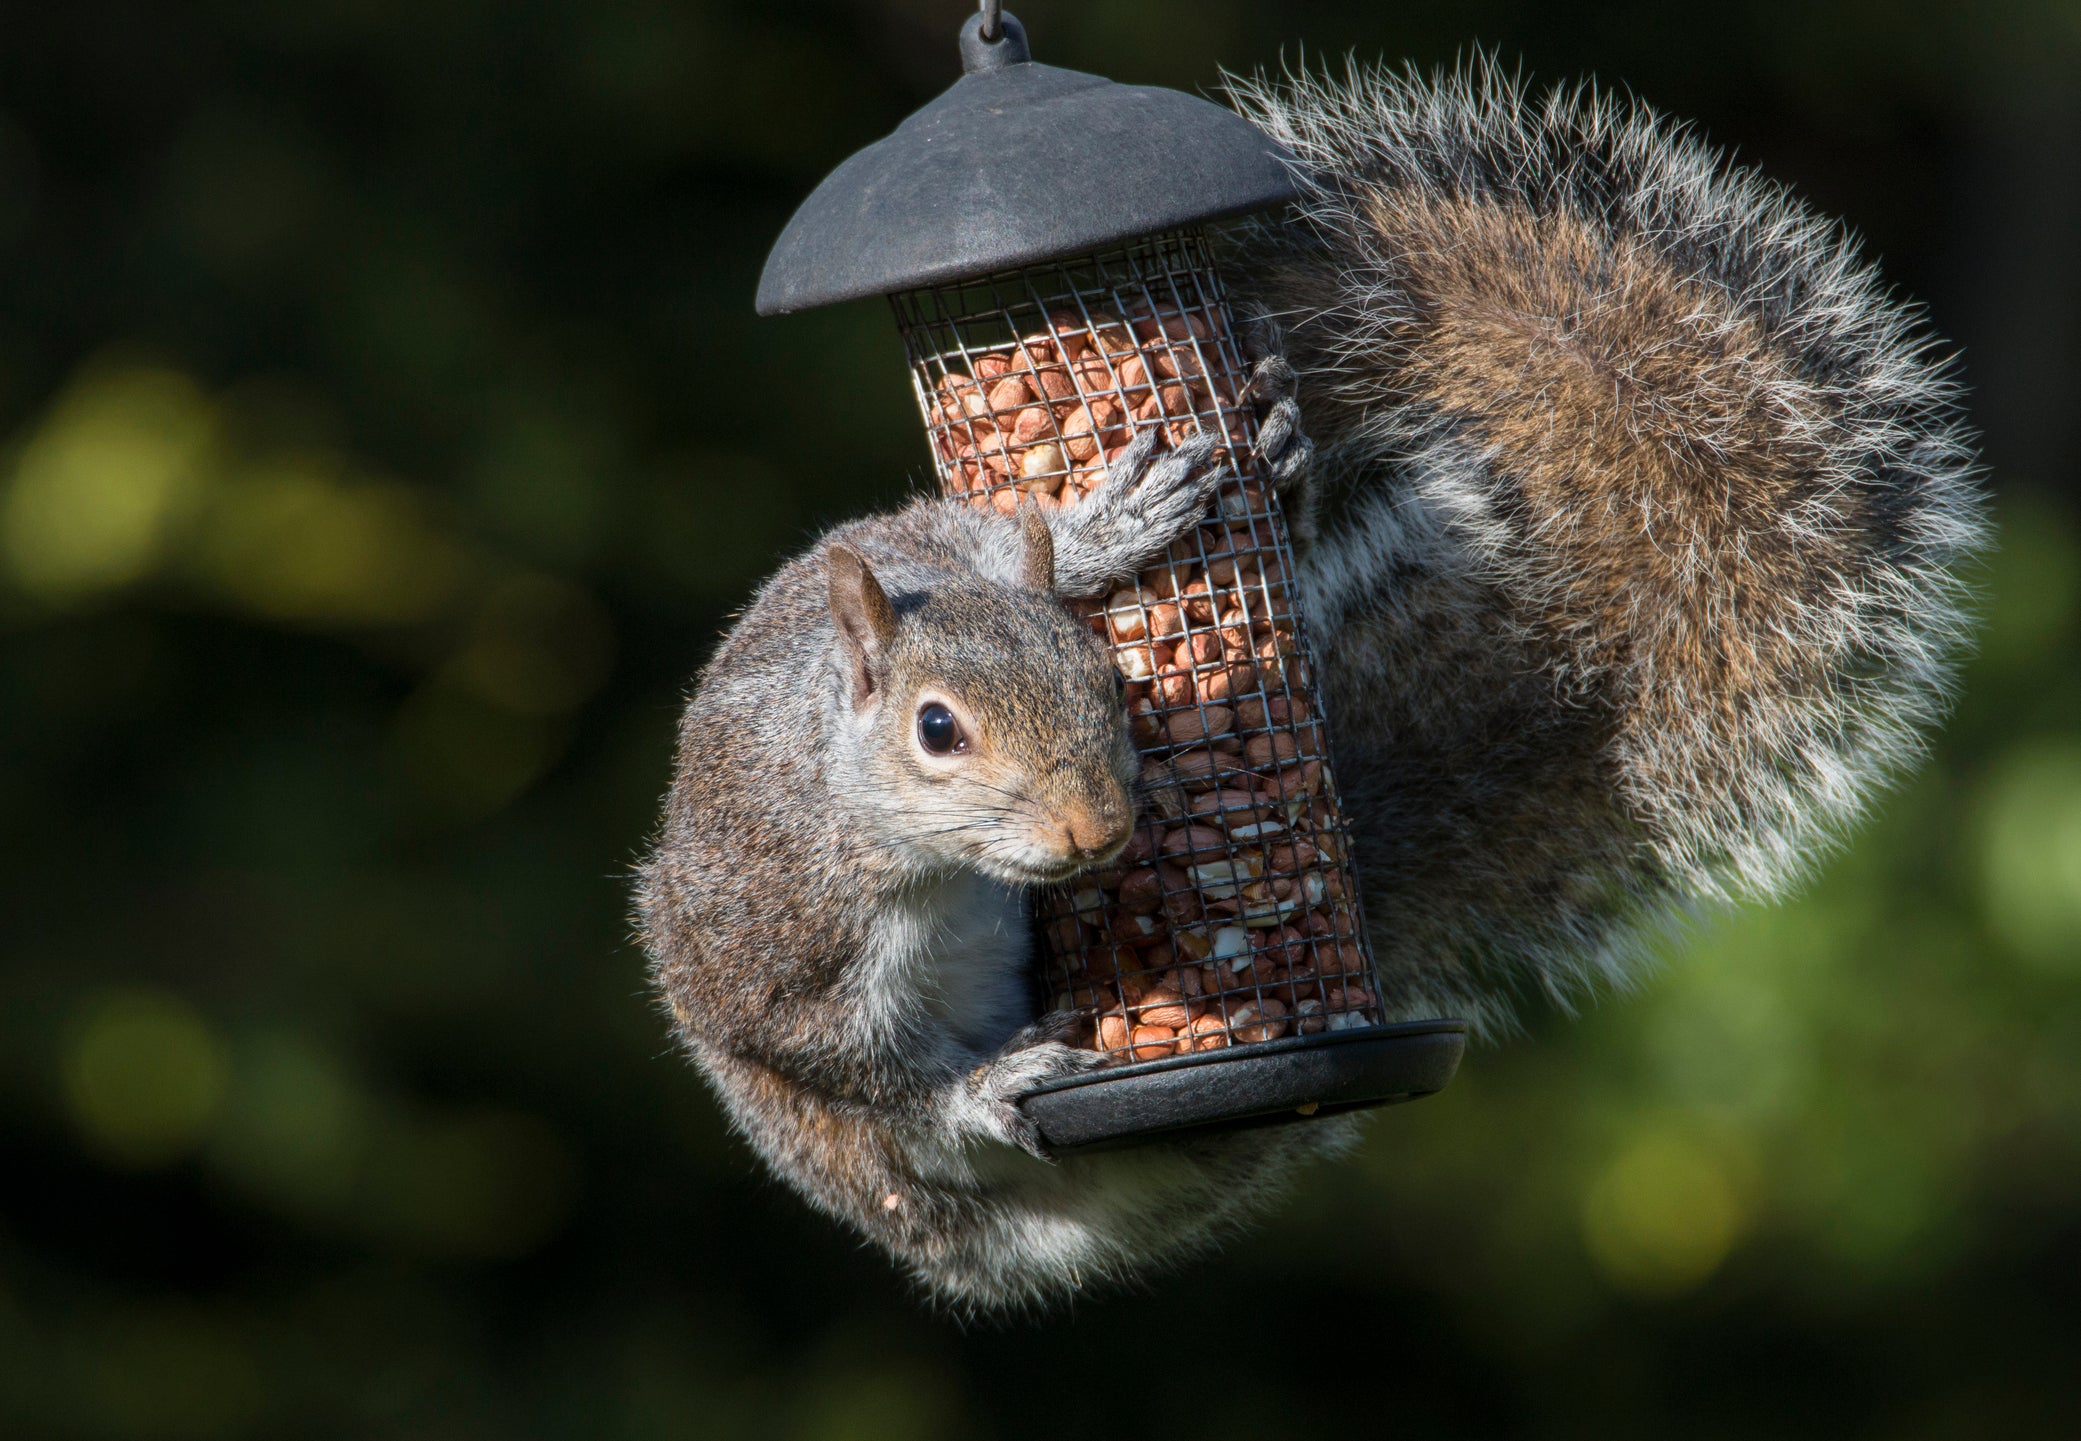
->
[635,62,1987,1310]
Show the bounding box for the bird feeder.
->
[757,5,1464,1152]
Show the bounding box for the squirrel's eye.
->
[917,702,965,756]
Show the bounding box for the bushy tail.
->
[1224,59,1988,1028]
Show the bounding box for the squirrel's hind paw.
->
[1245,354,1315,492]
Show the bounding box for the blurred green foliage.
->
[2,2,2078,1437]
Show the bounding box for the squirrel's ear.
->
[1016,503,1056,594]
[827,542,898,710]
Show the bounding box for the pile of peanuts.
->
[925,303,1248,510]
[1040,663,1383,1060]
[916,297,1382,1062]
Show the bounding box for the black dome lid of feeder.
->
[755,11,1301,316]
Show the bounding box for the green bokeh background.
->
[3,2,2078,1436]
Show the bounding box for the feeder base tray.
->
[1019,1020,1467,1154]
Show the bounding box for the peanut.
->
[1019,448,1064,489]
[1118,826,1158,867]
[987,376,1033,412]
[1163,705,1233,747]
[1185,785,1266,827]
[1264,838,1322,873]
[1014,332,1059,366]
[1227,997,1290,1044]
[1244,731,1300,771]
[1135,985,1192,1030]
[1159,825,1228,861]
[1062,409,1100,462]
[1235,694,1308,731]
[1168,748,1255,791]
[1105,586,1152,643]
[1097,1013,1131,1052]
[1129,1023,1177,1061]
[1011,406,1053,444]
[1113,867,1163,914]
[1198,662,1258,704]
[1074,353,1115,392]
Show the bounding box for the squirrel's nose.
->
[1064,804,1132,862]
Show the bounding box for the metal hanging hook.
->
[979,0,1002,43]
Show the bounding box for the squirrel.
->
[636,421,1327,1307]
[636,60,1987,1311]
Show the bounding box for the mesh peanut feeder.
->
[757,6,1464,1151]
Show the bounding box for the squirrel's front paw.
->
[1047,430,1226,596]
[964,1020,1106,1161]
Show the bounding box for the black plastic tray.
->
[1019,1019,1468,1154]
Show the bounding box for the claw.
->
[1237,313,1288,370]
[1003,1102,1056,1162]
[1165,432,1220,473]
[1110,426,1161,481]
[1105,429,1219,499]
[1255,396,1297,463]
[1246,352,1298,406]
[1268,431,1316,488]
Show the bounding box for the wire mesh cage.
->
[759,6,1466,1148]
[893,229,1388,1065]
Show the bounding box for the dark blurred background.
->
[2,1,2078,1436]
